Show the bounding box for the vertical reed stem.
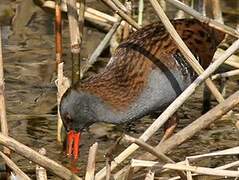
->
[0,26,11,158]
[138,0,144,26]
[192,0,206,16]
[101,0,140,29]
[79,0,85,30]
[105,157,111,180]
[175,0,186,19]
[36,148,48,180]
[81,17,122,78]
[66,0,83,84]
[85,143,98,180]
[123,1,132,40]
[185,158,192,180]
[210,0,223,23]
[55,0,64,142]
[55,0,62,66]
[78,0,85,77]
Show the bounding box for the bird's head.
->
[60,88,95,159]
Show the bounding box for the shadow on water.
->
[0,0,239,179]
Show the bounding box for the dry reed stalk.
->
[81,17,122,78]
[224,61,239,69]
[0,133,81,180]
[149,0,224,103]
[109,14,122,55]
[0,151,30,180]
[131,159,239,177]
[168,173,208,180]
[100,0,140,29]
[85,7,116,23]
[83,17,111,32]
[111,0,127,12]
[187,146,239,160]
[212,69,239,80]
[55,0,62,65]
[78,0,85,30]
[0,26,11,178]
[78,0,85,77]
[131,159,160,168]
[109,40,239,180]
[123,135,187,180]
[236,120,239,130]
[55,0,64,143]
[43,1,117,24]
[166,0,239,38]
[138,0,144,26]
[0,27,10,157]
[192,0,206,16]
[144,170,154,180]
[159,0,166,11]
[175,0,186,19]
[123,135,174,164]
[122,1,132,40]
[43,1,112,31]
[168,160,239,179]
[56,63,70,143]
[85,143,98,180]
[210,0,223,23]
[169,174,216,180]
[8,114,56,118]
[66,0,82,84]
[96,39,239,180]
[185,158,192,180]
[216,160,239,170]
[210,0,225,99]
[106,157,111,180]
[201,0,207,16]
[163,163,239,177]
[214,48,239,69]
[36,148,47,180]
[170,147,239,172]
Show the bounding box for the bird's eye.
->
[65,113,73,123]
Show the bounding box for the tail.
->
[173,19,225,68]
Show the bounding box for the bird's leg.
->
[105,135,122,162]
[159,113,178,144]
[104,135,123,180]
[218,77,227,97]
[202,78,227,114]
[202,83,211,114]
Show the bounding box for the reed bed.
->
[0,0,239,179]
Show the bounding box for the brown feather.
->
[75,19,224,110]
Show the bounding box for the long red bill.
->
[67,130,81,160]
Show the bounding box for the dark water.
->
[1,0,239,179]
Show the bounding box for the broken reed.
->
[0,133,82,180]
[66,0,83,84]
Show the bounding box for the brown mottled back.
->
[76,19,225,110]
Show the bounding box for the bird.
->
[60,19,225,159]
